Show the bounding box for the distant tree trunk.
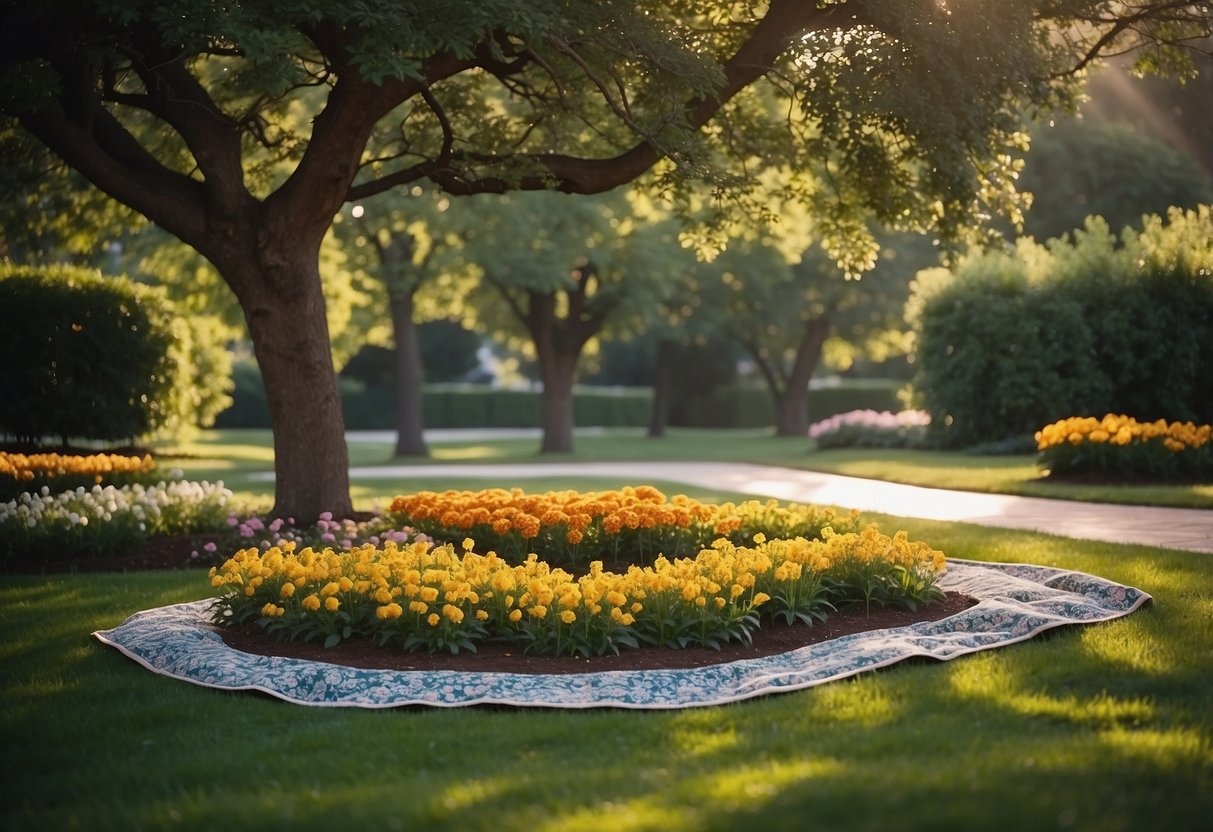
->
[537,349,579,453]
[390,287,429,457]
[648,337,676,438]
[496,269,610,455]
[774,317,832,436]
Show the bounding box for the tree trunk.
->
[538,349,579,453]
[239,253,353,523]
[648,337,676,438]
[389,288,429,457]
[775,317,832,437]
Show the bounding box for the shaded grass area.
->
[155,429,1212,510]
[4,491,1211,831]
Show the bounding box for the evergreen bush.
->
[909,208,1213,447]
[1,264,178,444]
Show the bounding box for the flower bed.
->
[808,409,931,450]
[387,485,862,567]
[210,488,948,658]
[0,479,234,561]
[0,451,158,500]
[1036,414,1212,480]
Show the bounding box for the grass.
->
[157,428,1213,510]
[7,431,1209,829]
[3,485,1211,831]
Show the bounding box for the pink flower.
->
[203,542,218,553]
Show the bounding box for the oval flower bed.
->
[210,488,948,658]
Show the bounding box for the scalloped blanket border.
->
[92,559,1151,710]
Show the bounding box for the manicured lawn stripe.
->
[4,493,1211,831]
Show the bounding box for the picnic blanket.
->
[93,559,1150,710]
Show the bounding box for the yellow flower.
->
[508,609,523,623]
[427,613,440,627]
[324,596,340,612]
[302,594,321,611]
[280,582,296,598]
[442,604,464,623]
[752,592,771,606]
[560,610,576,624]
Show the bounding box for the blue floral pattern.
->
[92,559,1150,709]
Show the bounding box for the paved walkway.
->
[340,455,1213,554]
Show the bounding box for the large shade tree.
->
[2,0,1208,519]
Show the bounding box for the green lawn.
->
[8,433,1208,830]
[4,485,1211,831]
[157,428,1213,510]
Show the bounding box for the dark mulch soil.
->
[216,593,978,676]
[15,532,977,675]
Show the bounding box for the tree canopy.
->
[2,0,1209,518]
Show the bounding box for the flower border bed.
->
[93,558,1151,710]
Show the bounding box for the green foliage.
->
[909,207,1213,447]
[680,381,904,429]
[0,264,179,443]
[1020,120,1213,241]
[0,263,232,442]
[212,358,270,430]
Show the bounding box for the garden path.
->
[338,432,1213,554]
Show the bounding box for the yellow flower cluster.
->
[210,525,947,656]
[0,451,155,483]
[1036,414,1211,454]
[388,486,860,563]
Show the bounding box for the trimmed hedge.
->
[674,382,903,429]
[215,361,651,429]
[909,208,1213,447]
[0,264,178,444]
[217,357,902,431]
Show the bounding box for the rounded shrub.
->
[908,247,1108,447]
[908,207,1213,447]
[0,263,181,444]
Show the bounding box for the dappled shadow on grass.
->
[4,536,1208,831]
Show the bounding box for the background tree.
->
[460,191,682,452]
[1018,119,1213,241]
[334,188,477,456]
[707,230,938,436]
[3,0,1208,518]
